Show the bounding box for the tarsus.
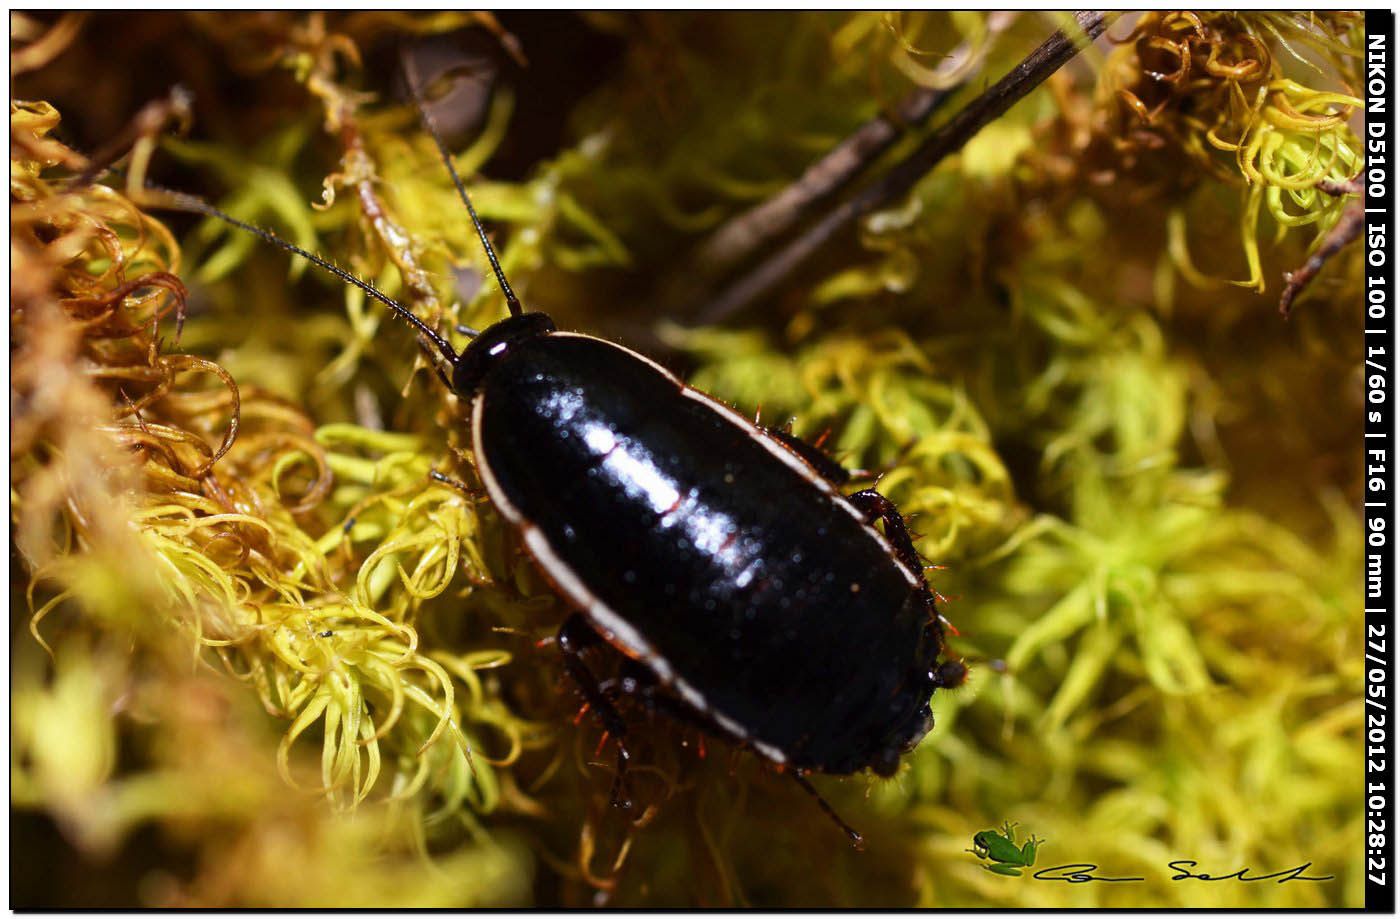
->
[790,770,865,849]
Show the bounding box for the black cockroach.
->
[165,58,967,847]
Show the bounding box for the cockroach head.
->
[451,311,556,396]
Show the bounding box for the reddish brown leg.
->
[766,426,852,485]
[847,488,922,575]
[557,614,633,809]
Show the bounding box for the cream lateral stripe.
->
[682,388,843,497]
[555,333,836,494]
[685,387,920,587]
[475,388,665,665]
[473,386,784,761]
[520,526,671,672]
[471,334,926,761]
[471,393,524,524]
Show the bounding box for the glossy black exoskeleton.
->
[463,313,964,779]
[177,57,967,845]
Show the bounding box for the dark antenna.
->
[148,187,459,367]
[401,52,523,319]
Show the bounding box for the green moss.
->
[11,11,1364,907]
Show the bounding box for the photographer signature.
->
[1030,861,1334,884]
[968,825,1333,884]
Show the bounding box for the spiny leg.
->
[589,646,868,847]
[847,488,922,575]
[844,436,920,481]
[604,658,727,739]
[766,425,919,489]
[850,489,967,684]
[428,468,479,497]
[603,660,795,773]
[790,770,864,849]
[557,613,633,809]
[765,426,851,486]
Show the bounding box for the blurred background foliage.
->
[11,11,1365,907]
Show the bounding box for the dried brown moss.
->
[11,11,1366,907]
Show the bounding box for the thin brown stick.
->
[669,13,1020,311]
[1317,176,1364,197]
[665,87,955,314]
[691,11,1117,326]
[74,85,193,190]
[1279,194,1364,317]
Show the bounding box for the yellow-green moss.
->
[11,11,1364,907]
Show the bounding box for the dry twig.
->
[688,11,1117,325]
[1279,177,1364,317]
